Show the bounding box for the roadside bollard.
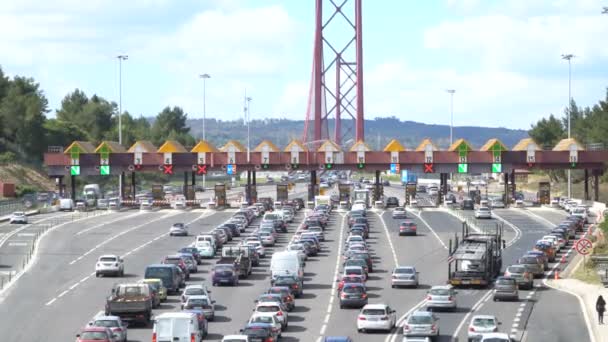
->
[560,255,566,263]
[554,270,560,280]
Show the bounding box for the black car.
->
[461,199,475,210]
[220,223,241,237]
[383,180,390,186]
[272,275,304,297]
[178,247,202,265]
[386,197,399,207]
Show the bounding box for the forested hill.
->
[185,117,529,150]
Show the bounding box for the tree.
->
[151,106,190,145]
[529,114,565,149]
[104,112,152,147]
[44,119,88,147]
[55,89,115,142]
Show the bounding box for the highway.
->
[0,182,591,342]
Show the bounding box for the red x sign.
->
[197,164,207,175]
[424,163,434,173]
[163,164,173,174]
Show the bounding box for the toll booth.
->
[152,184,164,200]
[215,183,227,207]
[338,183,352,204]
[538,182,550,204]
[405,182,416,205]
[277,184,289,202]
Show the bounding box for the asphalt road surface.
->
[0,183,591,342]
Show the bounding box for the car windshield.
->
[482,339,510,342]
[145,267,171,278]
[362,308,386,315]
[395,268,414,274]
[473,318,496,327]
[496,278,516,285]
[243,327,270,337]
[185,288,205,295]
[345,268,362,275]
[251,316,274,324]
[173,223,184,228]
[257,305,279,312]
[520,257,538,264]
[408,314,432,324]
[507,266,526,273]
[188,298,209,306]
[79,332,110,340]
[93,320,119,328]
[430,288,450,296]
[99,257,117,262]
[343,286,364,293]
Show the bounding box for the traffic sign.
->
[196,164,207,175]
[492,163,502,173]
[226,164,236,175]
[100,165,110,175]
[390,163,397,174]
[325,163,333,170]
[423,163,434,173]
[357,163,364,169]
[575,238,592,255]
[458,163,468,173]
[70,165,80,176]
[163,164,173,175]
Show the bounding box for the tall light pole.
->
[116,55,128,145]
[446,89,455,145]
[561,53,575,198]
[199,74,211,140]
[245,95,252,163]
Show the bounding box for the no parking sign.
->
[575,238,592,255]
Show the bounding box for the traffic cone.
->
[554,270,560,280]
[560,255,566,264]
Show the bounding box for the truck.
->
[352,189,370,208]
[217,246,252,278]
[105,283,153,325]
[83,184,102,208]
[448,222,504,288]
[314,195,331,208]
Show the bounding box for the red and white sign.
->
[575,238,593,255]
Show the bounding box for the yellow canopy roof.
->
[95,141,126,153]
[191,140,219,153]
[349,140,371,152]
[553,138,585,151]
[512,138,540,151]
[383,139,406,152]
[220,140,247,152]
[284,139,308,152]
[157,140,187,153]
[415,138,438,152]
[479,138,508,152]
[448,138,474,152]
[317,140,342,152]
[64,141,96,154]
[128,140,157,153]
[254,140,280,152]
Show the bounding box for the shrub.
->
[16,184,37,197]
[0,151,17,164]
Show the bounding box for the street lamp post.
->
[245,96,252,163]
[561,53,575,198]
[199,74,211,140]
[116,55,128,145]
[446,89,455,145]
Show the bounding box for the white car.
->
[357,303,397,333]
[468,315,500,341]
[9,211,28,224]
[480,332,511,341]
[222,335,249,342]
[181,285,212,308]
[95,255,124,277]
[253,302,288,328]
[169,223,188,236]
[541,235,563,250]
[571,206,588,223]
[88,315,128,342]
[392,207,407,219]
[246,240,266,257]
[475,207,492,219]
[248,312,283,337]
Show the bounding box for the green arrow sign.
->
[100,165,110,175]
[458,163,468,173]
[492,163,502,173]
[70,165,80,176]
[99,145,109,153]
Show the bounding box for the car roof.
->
[185,284,205,289]
[186,295,209,300]
[430,285,452,290]
[411,310,433,317]
[344,265,363,270]
[156,312,196,319]
[99,254,119,259]
[83,326,110,332]
[343,282,365,287]
[362,303,388,309]
[93,315,120,321]
[472,314,497,320]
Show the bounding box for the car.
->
[386,197,400,207]
[517,255,544,278]
[266,286,296,311]
[426,285,457,311]
[392,207,407,219]
[182,309,209,338]
[356,303,397,333]
[524,251,548,270]
[255,293,290,312]
[162,255,190,280]
[391,266,419,288]
[179,247,202,264]
[182,295,216,321]
[461,199,475,210]
[337,274,365,292]
[95,255,124,277]
[479,333,511,341]
[342,265,367,282]
[239,323,279,341]
[475,207,492,219]
[272,275,304,297]
[504,265,533,290]
[399,220,418,236]
[178,253,199,273]
[248,312,283,337]
[402,311,440,339]
[253,302,288,329]
[87,315,128,342]
[181,285,212,307]
[467,315,500,341]
[490,200,505,208]
[170,223,188,236]
[493,276,519,301]
[322,337,353,342]
[196,240,216,259]
[339,283,368,308]
[140,278,167,302]
[222,335,250,342]
[76,326,115,342]
[9,211,28,224]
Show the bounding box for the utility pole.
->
[244,92,252,163]
[199,74,211,141]
[446,89,455,145]
[116,55,128,145]
[561,53,575,198]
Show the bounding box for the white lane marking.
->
[519,208,562,227]
[490,212,522,248]
[8,242,27,246]
[68,212,180,265]
[408,211,448,249]
[76,212,142,236]
[45,298,57,306]
[452,289,494,339]
[57,290,69,298]
[375,211,399,266]
[387,298,427,342]
[17,233,35,237]
[317,213,346,339]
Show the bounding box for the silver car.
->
[474,207,492,219]
[392,207,407,219]
[391,266,419,288]
[88,315,128,342]
[183,295,216,321]
[169,223,188,236]
[467,315,500,341]
[426,285,457,311]
[403,311,440,339]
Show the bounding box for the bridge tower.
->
[302,0,365,147]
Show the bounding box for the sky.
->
[1,0,607,130]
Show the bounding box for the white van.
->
[59,198,74,211]
[196,234,216,251]
[153,312,203,342]
[270,251,303,280]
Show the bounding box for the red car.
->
[337,274,365,291]
[399,220,417,236]
[76,327,114,342]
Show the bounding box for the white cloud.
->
[272,81,310,118]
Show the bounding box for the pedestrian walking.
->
[597,295,606,324]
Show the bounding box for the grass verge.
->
[573,260,602,285]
